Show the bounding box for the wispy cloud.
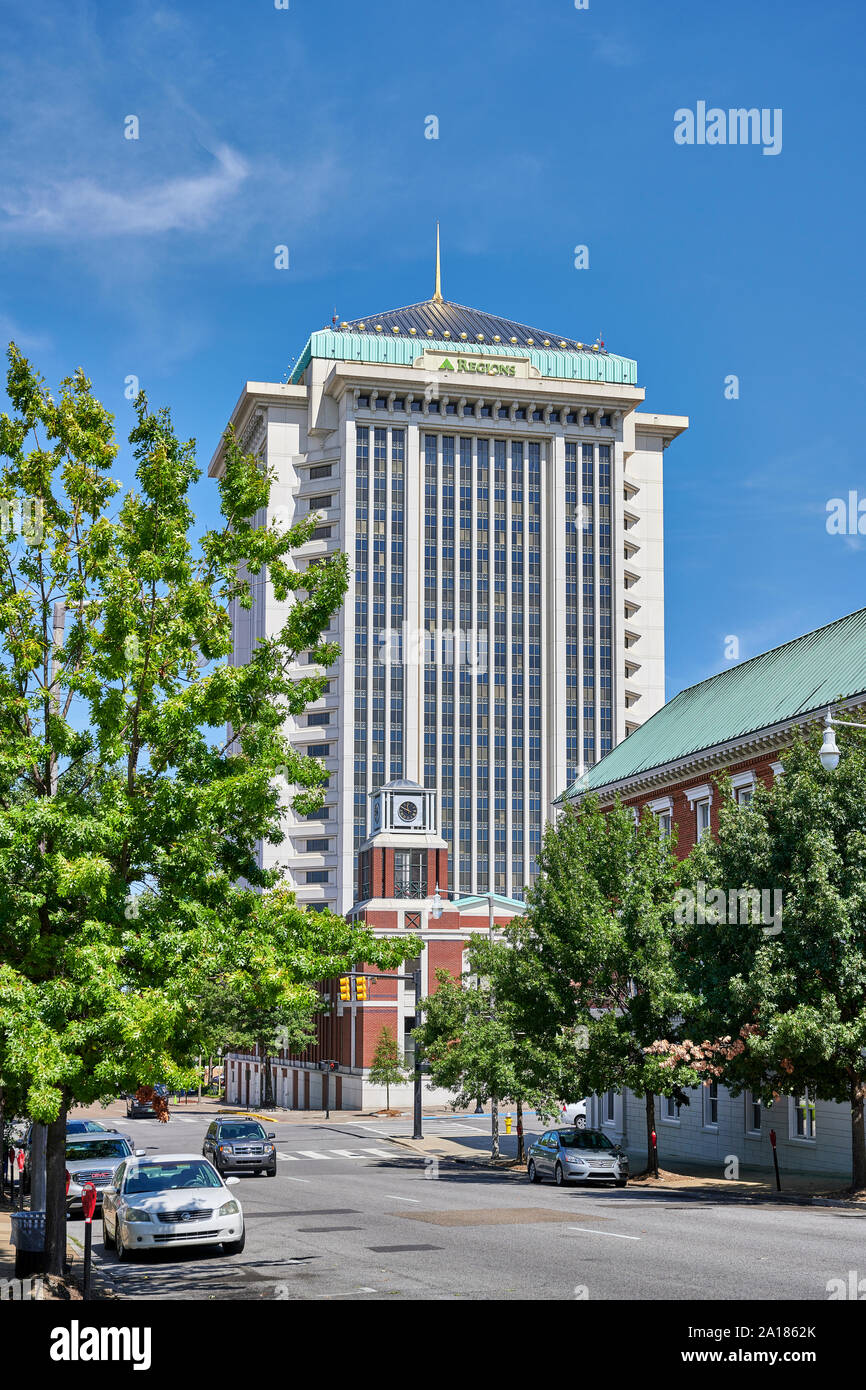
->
[594,35,639,68]
[0,143,248,239]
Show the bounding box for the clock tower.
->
[357,778,448,902]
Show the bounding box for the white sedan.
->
[101,1152,245,1260]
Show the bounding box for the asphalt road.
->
[68,1109,866,1301]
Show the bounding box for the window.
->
[307,711,330,726]
[463,404,475,417]
[703,1081,719,1129]
[393,398,405,411]
[357,395,370,408]
[305,869,330,884]
[308,494,333,510]
[661,1095,679,1123]
[549,410,560,423]
[514,408,526,421]
[305,838,331,853]
[531,409,543,421]
[745,1092,762,1135]
[307,743,331,758]
[427,401,440,413]
[310,464,332,480]
[566,411,578,424]
[696,798,711,841]
[497,406,509,419]
[604,1090,616,1124]
[658,811,672,837]
[410,399,423,412]
[599,413,611,427]
[304,805,331,820]
[792,1090,816,1140]
[312,526,332,540]
[375,397,388,409]
[480,405,492,418]
[736,786,753,806]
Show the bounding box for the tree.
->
[676,723,866,1190]
[0,347,414,1273]
[416,937,563,1161]
[499,797,703,1173]
[367,1025,409,1111]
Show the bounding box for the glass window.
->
[696,798,711,841]
[703,1081,719,1127]
[357,395,370,408]
[558,1130,614,1150]
[794,1091,816,1139]
[216,1123,268,1141]
[305,869,330,884]
[305,838,331,852]
[66,1138,131,1162]
[746,1093,762,1134]
[125,1161,222,1194]
[310,464,332,480]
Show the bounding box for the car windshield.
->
[557,1130,614,1150]
[218,1123,267,1141]
[66,1139,130,1161]
[124,1161,222,1194]
[67,1120,107,1133]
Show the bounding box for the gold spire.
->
[433,222,443,303]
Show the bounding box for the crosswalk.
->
[278,1147,394,1162]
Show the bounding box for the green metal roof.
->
[561,606,866,800]
[289,298,637,387]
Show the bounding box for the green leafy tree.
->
[676,724,866,1190]
[0,346,413,1272]
[417,937,563,1160]
[500,797,703,1173]
[367,1025,410,1111]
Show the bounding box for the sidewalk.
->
[387,1134,866,1207]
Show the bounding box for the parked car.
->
[66,1119,113,1135]
[559,1100,587,1128]
[101,1153,245,1260]
[527,1127,629,1187]
[19,1120,126,1191]
[64,1132,143,1211]
[203,1119,277,1176]
[125,1087,168,1119]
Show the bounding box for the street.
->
[68,1108,866,1301]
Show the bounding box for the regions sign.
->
[413,349,541,381]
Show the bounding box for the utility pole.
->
[489,893,499,1161]
[413,968,423,1140]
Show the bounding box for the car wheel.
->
[222,1230,246,1256]
[102,1215,115,1250]
[527,1159,541,1184]
[554,1162,566,1187]
[575,1116,586,1129]
[116,1226,133,1262]
[616,1178,628,1188]
[255,1168,263,1176]
[266,1165,277,1177]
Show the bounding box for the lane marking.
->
[568,1226,640,1241]
[277,1153,299,1161]
[329,1149,364,1158]
[283,1176,312,1183]
[297,1150,334,1160]
[385,1195,420,1203]
[360,1148,395,1157]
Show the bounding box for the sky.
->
[0,0,863,699]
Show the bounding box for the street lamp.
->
[820,707,866,772]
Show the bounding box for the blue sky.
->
[1,0,863,698]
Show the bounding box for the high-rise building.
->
[209,255,688,917]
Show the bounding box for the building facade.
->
[209,280,687,917]
[224,779,525,1111]
[563,605,866,1176]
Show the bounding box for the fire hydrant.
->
[505,1114,513,1135]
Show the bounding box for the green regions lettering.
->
[446,358,516,376]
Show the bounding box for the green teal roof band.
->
[561,606,866,801]
[290,329,638,387]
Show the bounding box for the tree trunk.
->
[45,1093,68,1278]
[259,1041,275,1109]
[645,1090,657,1176]
[851,1077,866,1191]
[491,1096,500,1161]
[386,1081,390,1111]
[0,1087,5,1202]
[516,1097,525,1164]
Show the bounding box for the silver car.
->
[527,1127,629,1187]
[65,1131,143,1211]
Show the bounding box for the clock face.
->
[397,799,419,824]
[372,800,381,827]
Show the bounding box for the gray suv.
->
[203,1119,277,1177]
[64,1131,143,1210]
[527,1127,629,1187]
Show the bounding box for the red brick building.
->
[225,779,525,1110]
[557,605,866,1177]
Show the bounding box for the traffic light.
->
[355,976,368,1001]
[339,976,351,1002]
